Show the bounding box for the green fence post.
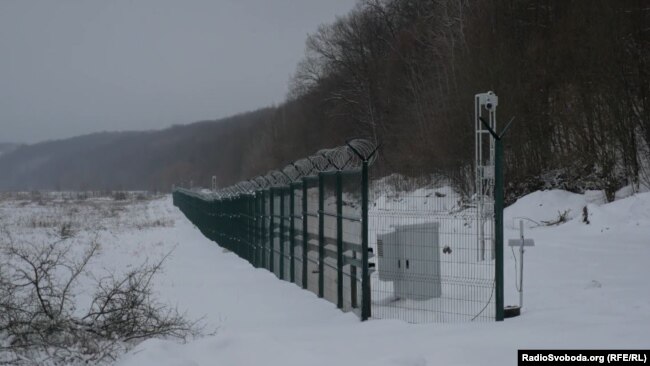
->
[246,194,255,266]
[289,185,296,283]
[495,138,504,321]
[241,197,245,260]
[252,194,256,265]
[269,188,275,274]
[233,198,237,255]
[233,198,237,254]
[239,197,242,259]
[239,197,243,258]
[230,198,235,255]
[248,196,252,262]
[228,198,233,253]
[350,177,358,309]
[479,114,510,322]
[223,197,232,250]
[351,260,358,309]
[236,197,241,257]
[234,198,238,255]
[247,195,251,263]
[318,173,325,298]
[220,198,226,250]
[255,190,264,268]
[301,179,308,289]
[261,191,267,269]
[262,191,267,269]
[279,188,285,280]
[361,160,371,321]
[336,171,343,309]
[257,191,262,268]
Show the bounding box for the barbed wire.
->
[200,138,377,198]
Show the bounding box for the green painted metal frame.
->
[289,185,296,283]
[279,188,285,280]
[317,173,325,298]
[172,160,373,321]
[301,179,309,289]
[336,171,344,309]
[478,115,513,322]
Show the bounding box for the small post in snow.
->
[506,220,535,316]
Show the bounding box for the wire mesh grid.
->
[272,191,280,278]
[341,171,363,313]
[172,138,499,323]
[304,181,320,296]
[263,191,272,270]
[321,173,341,306]
[292,184,304,288]
[279,189,292,281]
[368,173,495,322]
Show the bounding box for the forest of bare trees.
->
[1,0,648,200]
[268,0,650,201]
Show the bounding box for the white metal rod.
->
[519,220,524,308]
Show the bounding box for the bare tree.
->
[0,232,201,365]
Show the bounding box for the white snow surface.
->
[123,190,649,366]
[3,190,650,365]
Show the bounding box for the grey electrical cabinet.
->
[377,222,441,300]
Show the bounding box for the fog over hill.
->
[0,143,20,156]
[0,109,292,192]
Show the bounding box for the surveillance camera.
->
[484,91,497,110]
[475,91,498,110]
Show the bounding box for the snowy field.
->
[1,189,649,365]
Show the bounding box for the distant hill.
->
[0,107,312,192]
[0,143,20,157]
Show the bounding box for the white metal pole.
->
[519,220,525,308]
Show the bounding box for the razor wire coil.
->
[201,138,377,198]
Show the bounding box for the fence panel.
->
[281,188,291,281]
[263,190,271,270]
[321,172,340,306]
[303,177,320,297]
[341,169,363,313]
[368,172,495,323]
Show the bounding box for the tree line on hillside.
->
[252,0,649,201]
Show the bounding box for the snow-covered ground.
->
[1,189,649,365]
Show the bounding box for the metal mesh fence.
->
[368,172,496,323]
[172,137,501,323]
[316,170,366,311]
[304,177,319,296]
[341,170,363,311]
[172,140,376,321]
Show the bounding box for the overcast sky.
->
[0,0,356,144]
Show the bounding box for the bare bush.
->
[542,210,571,226]
[0,233,201,365]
